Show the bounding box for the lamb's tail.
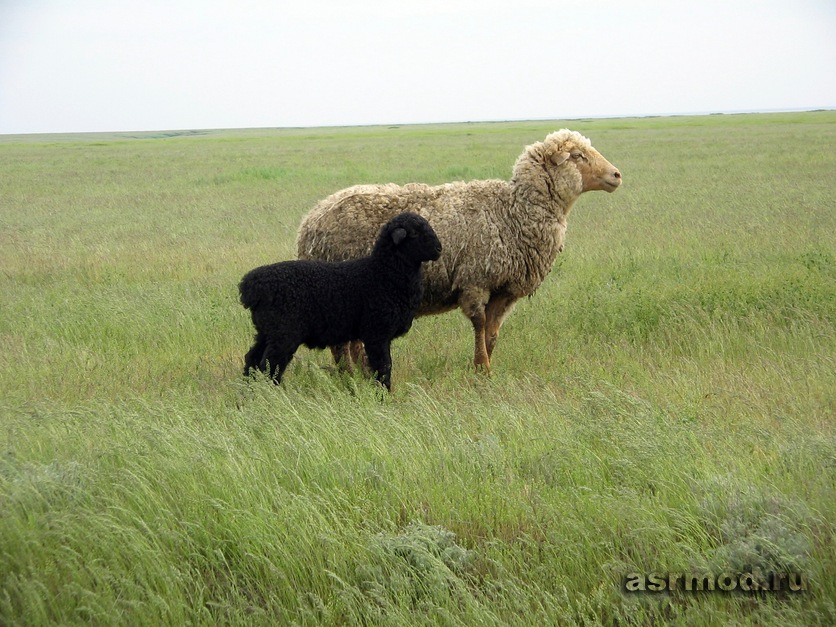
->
[240,263,292,310]
[239,271,271,310]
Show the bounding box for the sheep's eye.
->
[571,152,583,160]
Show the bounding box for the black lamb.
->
[239,212,442,390]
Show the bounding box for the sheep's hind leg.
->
[330,341,370,375]
[350,340,370,375]
[484,295,517,360]
[330,343,354,373]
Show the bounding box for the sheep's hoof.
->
[474,362,492,375]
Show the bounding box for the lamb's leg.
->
[484,295,518,360]
[364,340,393,391]
[460,288,491,372]
[243,333,268,376]
[261,339,298,384]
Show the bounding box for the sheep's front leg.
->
[364,341,393,391]
[484,294,517,360]
[460,289,491,372]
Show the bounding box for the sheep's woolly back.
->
[297,130,616,315]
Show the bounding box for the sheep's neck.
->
[498,187,570,295]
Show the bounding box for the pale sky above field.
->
[0,0,834,135]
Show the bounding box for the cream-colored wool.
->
[296,129,622,370]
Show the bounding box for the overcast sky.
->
[1,0,834,135]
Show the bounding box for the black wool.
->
[239,212,441,391]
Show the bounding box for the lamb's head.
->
[513,130,622,207]
[374,212,442,264]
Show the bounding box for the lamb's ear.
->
[550,151,570,167]
[391,227,407,245]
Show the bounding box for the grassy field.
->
[1,112,834,625]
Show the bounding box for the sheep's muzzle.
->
[601,168,622,192]
[581,150,622,193]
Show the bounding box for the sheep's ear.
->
[391,227,407,245]
[550,151,570,167]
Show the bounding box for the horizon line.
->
[1,106,833,139]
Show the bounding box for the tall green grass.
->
[1,112,834,625]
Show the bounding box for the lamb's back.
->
[240,259,369,310]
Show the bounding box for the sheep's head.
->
[551,130,621,193]
[515,130,622,204]
[376,212,442,263]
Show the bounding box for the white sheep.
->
[296,129,622,372]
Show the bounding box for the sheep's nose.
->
[613,169,621,179]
